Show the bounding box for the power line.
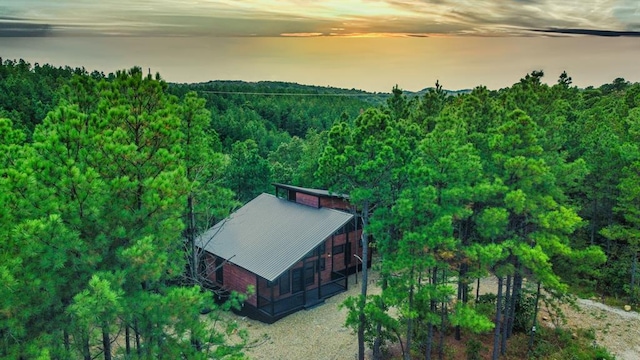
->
[195,89,386,97]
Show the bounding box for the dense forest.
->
[1,58,638,359]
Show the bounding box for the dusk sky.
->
[1,1,639,91]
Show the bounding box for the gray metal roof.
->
[196,193,353,282]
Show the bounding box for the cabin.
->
[196,183,369,323]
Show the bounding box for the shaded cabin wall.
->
[225,264,257,306]
[319,197,351,211]
[203,252,257,306]
[257,238,331,302]
[203,252,218,283]
[256,226,366,303]
[330,229,366,274]
[202,229,367,309]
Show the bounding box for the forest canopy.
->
[1,59,638,359]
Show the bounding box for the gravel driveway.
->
[240,272,375,360]
[563,298,640,360]
[231,274,639,360]
[478,277,640,360]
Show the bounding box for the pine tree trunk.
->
[438,304,447,360]
[590,198,597,245]
[425,267,437,360]
[102,322,112,360]
[125,324,131,355]
[507,270,522,338]
[188,195,197,284]
[63,329,70,354]
[135,319,141,358]
[528,281,541,354]
[455,270,463,341]
[492,276,503,360]
[501,275,511,355]
[357,201,370,360]
[455,262,468,341]
[631,251,638,304]
[82,334,91,360]
[373,269,389,360]
[438,286,447,360]
[476,264,482,302]
[404,266,415,360]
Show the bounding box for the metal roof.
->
[196,193,353,282]
[272,183,350,199]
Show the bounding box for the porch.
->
[256,275,347,319]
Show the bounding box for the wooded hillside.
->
[1,59,638,359]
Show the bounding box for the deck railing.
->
[256,276,347,317]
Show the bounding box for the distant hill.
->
[187,80,374,95]
[170,80,469,107]
[405,87,473,97]
[171,80,390,106]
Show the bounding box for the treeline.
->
[0,65,246,359]
[1,59,639,359]
[0,59,381,359]
[315,73,638,360]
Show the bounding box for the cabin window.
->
[279,270,290,294]
[292,268,303,293]
[304,263,315,286]
[319,257,326,271]
[345,242,351,266]
[332,244,344,255]
[318,242,326,255]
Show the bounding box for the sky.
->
[1,0,639,91]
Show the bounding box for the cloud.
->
[612,0,640,30]
[1,0,638,37]
[532,28,640,37]
[0,21,52,37]
[280,32,324,37]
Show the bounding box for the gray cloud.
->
[613,0,640,30]
[1,0,639,37]
[0,21,52,37]
[532,28,640,37]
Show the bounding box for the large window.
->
[279,270,290,294]
[318,242,326,255]
[306,242,327,259]
[332,244,345,255]
[304,263,315,286]
[292,268,303,293]
[345,242,351,266]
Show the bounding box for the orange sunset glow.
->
[1,0,639,91]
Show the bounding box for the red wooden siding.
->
[224,263,257,306]
[203,252,257,306]
[295,192,320,208]
[203,252,218,282]
[319,197,351,211]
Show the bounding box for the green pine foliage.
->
[0,66,246,359]
[0,60,636,360]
